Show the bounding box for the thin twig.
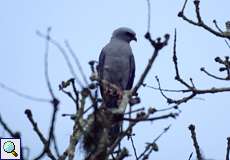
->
[178,0,230,40]
[225,40,230,49]
[108,110,175,157]
[0,115,25,159]
[47,100,59,147]
[123,113,177,122]
[188,152,193,160]
[43,27,60,150]
[114,148,129,160]
[124,107,145,115]
[226,137,230,160]
[0,82,50,103]
[58,95,86,160]
[70,78,80,111]
[173,29,191,89]
[53,135,60,158]
[155,76,173,102]
[146,0,151,33]
[132,33,169,95]
[24,109,56,160]
[33,151,45,160]
[130,136,138,160]
[142,83,190,93]
[44,27,56,100]
[37,30,84,88]
[213,20,224,33]
[200,67,229,80]
[60,88,76,102]
[137,125,171,160]
[194,0,202,24]
[188,124,203,160]
[181,0,188,13]
[161,29,230,106]
[0,115,20,138]
[65,41,89,86]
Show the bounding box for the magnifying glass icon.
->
[3,141,18,157]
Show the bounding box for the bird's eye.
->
[125,32,133,37]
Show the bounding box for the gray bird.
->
[98,27,137,109]
[97,27,136,141]
[82,28,137,158]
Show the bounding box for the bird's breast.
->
[104,55,130,72]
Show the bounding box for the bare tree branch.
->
[178,0,230,40]
[130,136,138,160]
[0,82,50,103]
[65,41,89,86]
[0,114,20,138]
[146,0,151,33]
[24,109,56,160]
[188,152,193,160]
[37,30,84,88]
[155,29,230,107]
[59,93,87,160]
[188,124,203,160]
[138,125,171,160]
[132,33,169,95]
[226,137,230,160]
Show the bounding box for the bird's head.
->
[112,27,137,43]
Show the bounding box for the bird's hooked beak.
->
[133,36,137,42]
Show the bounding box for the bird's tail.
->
[109,111,124,139]
[82,106,123,159]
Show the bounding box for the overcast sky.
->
[0,0,230,159]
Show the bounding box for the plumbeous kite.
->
[98,27,137,109]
